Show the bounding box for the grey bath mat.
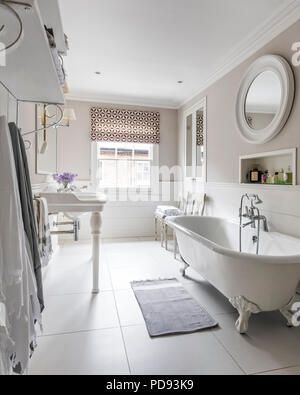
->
[131,278,218,337]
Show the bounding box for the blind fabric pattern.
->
[196,113,204,146]
[91,107,160,144]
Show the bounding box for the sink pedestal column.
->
[90,211,103,294]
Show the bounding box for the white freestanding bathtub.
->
[167,216,300,334]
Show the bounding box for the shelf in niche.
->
[239,148,297,186]
[241,182,293,186]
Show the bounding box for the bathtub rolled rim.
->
[167,215,300,264]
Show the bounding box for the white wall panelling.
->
[191,181,300,239]
[58,199,178,240]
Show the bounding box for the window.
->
[94,142,155,188]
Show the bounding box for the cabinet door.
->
[184,98,206,182]
[185,113,193,178]
[196,108,205,180]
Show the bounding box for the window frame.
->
[91,141,159,191]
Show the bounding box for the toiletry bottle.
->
[250,167,261,183]
[279,169,284,183]
[272,172,279,184]
[286,166,293,185]
[266,171,272,184]
[265,171,269,182]
[261,172,266,184]
[247,171,251,183]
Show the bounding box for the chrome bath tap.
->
[239,194,269,255]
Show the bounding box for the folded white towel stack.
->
[155,205,183,218]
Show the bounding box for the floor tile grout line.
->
[44,289,113,297]
[211,332,247,375]
[104,248,133,375]
[107,240,244,375]
[37,325,123,339]
[250,363,300,375]
[46,239,298,376]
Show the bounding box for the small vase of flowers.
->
[52,172,78,192]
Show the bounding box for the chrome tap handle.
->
[242,221,254,228]
[242,206,250,218]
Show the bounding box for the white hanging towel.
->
[0,116,40,375]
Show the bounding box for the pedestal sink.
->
[40,192,107,294]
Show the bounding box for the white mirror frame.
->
[236,55,294,144]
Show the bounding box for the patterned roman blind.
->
[91,107,160,144]
[196,113,204,146]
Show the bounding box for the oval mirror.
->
[236,55,294,144]
[245,71,282,131]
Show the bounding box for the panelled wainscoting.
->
[186,180,300,239]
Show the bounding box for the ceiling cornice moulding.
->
[65,95,179,110]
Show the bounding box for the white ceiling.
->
[58,0,295,109]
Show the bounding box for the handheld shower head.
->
[248,194,263,205]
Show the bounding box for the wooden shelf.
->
[0,0,65,104]
[239,148,297,186]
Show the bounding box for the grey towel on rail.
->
[8,122,44,312]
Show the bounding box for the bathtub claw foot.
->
[280,297,295,328]
[179,257,189,277]
[229,296,261,334]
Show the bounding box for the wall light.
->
[63,107,77,127]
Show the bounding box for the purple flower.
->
[52,172,78,185]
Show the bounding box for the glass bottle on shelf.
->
[272,172,279,184]
[286,166,293,185]
[249,166,261,183]
[266,171,272,184]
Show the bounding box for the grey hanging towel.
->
[8,122,44,312]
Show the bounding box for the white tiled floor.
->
[29,237,300,376]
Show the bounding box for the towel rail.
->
[21,104,64,137]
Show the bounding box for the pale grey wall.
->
[0,88,50,185]
[18,102,51,185]
[178,21,300,184]
[14,100,178,186]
